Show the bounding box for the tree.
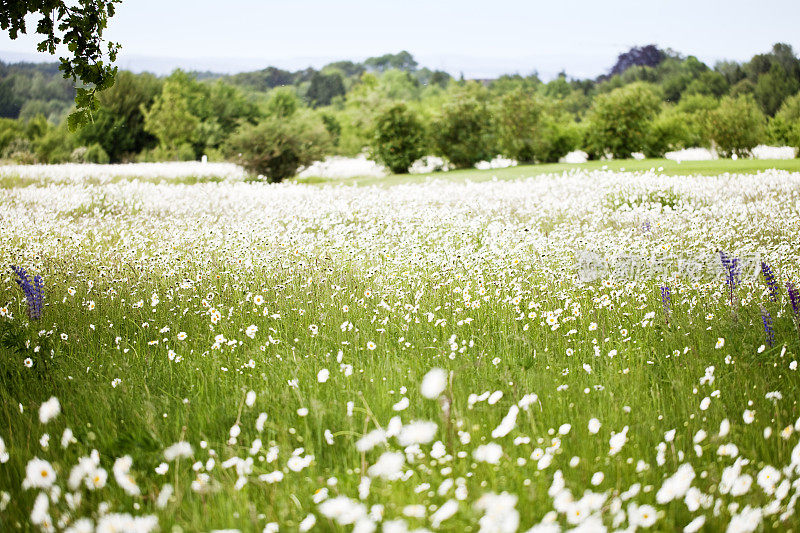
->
[364,51,418,73]
[0,1,122,129]
[142,77,200,153]
[77,71,161,161]
[606,45,666,78]
[432,84,494,168]
[643,107,694,157]
[585,82,661,159]
[769,93,800,153]
[754,63,800,116]
[707,95,766,158]
[306,72,346,108]
[142,70,260,158]
[683,71,729,98]
[370,103,426,174]
[493,88,549,163]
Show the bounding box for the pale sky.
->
[1,0,799,79]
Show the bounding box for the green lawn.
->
[293,157,800,187]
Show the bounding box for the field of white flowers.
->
[1,165,800,532]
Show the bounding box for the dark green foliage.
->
[707,95,767,157]
[306,72,346,108]
[754,63,800,116]
[225,116,331,182]
[77,71,161,162]
[432,85,494,168]
[370,103,427,174]
[586,83,662,159]
[0,61,75,119]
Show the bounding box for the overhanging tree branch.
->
[0,0,122,130]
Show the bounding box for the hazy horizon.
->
[1,0,799,80]
[0,44,790,82]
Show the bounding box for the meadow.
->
[1,162,800,532]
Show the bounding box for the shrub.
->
[644,108,693,157]
[84,143,111,164]
[71,144,110,164]
[707,95,766,158]
[136,143,196,162]
[585,82,661,159]
[34,125,76,163]
[370,103,426,174]
[432,86,494,168]
[1,138,36,163]
[225,115,330,182]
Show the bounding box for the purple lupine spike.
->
[32,275,44,320]
[760,306,775,347]
[789,281,800,319]
[719,250,740,306]
[761,262,778,301]
[11,265,43,320]
[660,284,671,323]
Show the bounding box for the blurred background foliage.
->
[1,43,800,179]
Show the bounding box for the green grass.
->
[293,157,800,187]
[3,261,798,531]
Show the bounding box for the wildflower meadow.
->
[1,164,800,532]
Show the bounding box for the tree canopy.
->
[0,0,121,129]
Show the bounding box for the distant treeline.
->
[1,44,799,178]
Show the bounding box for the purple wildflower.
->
[761,262,778,301]
[11,265,44,320]
[719,250,740,306]
[660,284,671,323]
[760,306,775,347]
[789,281,800,319]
